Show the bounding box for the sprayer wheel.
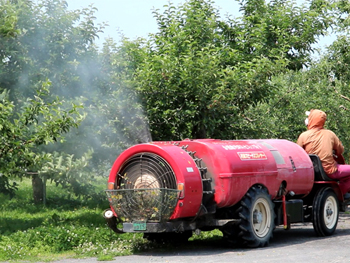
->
[312,187,339,236]
[237,186,275,248]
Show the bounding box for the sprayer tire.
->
[237,186,275,248]
[312,187,339,236]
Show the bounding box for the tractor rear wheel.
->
[313,187,339,236]
[237,186,275,247]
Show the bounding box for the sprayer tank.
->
[108,139,314,219]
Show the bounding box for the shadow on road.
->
[139,210,350,257]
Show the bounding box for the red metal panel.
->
[177,139,314,208]
[177,139,279,207]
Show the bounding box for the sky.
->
[65,0,336,50]
[66,0,240,44]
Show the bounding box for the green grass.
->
[0,178,146,261]
[0,178,223,262]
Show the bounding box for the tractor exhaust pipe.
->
[103,209,114,219]
[103,209,123,233]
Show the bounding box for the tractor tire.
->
[221,223,240,246]
[237,186,275,248]
[312,187,339,236]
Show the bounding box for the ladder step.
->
[202,178,212,182]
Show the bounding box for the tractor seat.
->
[309,154,335,181]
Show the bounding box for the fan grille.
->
[117,152,177,190]
[106,188,179,222]
[106,152,178,222]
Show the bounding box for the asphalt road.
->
[56,207,350,263]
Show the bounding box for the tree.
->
[62,36,152,170]
[0,83,83,199]
[98,37,152,147]
[223,0,338,70]
[326,36,350,82]
[0,0,151,201]
[137,0,248,140]
[135,0,338,141]
[0,0,102,201]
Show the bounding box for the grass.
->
[0,178,223,262]
[0,178,146,262]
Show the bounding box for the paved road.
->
[57,209,350,263]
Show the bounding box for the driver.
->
[297,109,350,200]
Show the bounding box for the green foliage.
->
[227,0,338,70]
[0,221,146,261]
[39,150,99,198]
[0,0,111,198]
[93,37,152,151]
[0,83,83,196]
[0,0,150,170]
[326,35,350,81]
[135,0,339,141]
[138,0,239,140]
[0,211,144,261]
[1,0,105,97]
[234,53,350,161]
[0,0,19,38]
[0,178,137,261]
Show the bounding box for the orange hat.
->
[307,109,327,130]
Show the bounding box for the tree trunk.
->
[32,174,43,204]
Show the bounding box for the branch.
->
[333,86,350,102]
[242,114,255,122]
[340,94,350,102]
[25,172,39,175]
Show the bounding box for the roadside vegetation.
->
[0,178,224,261]
[0,178,138,261]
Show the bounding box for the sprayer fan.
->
[117,152,177,190]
